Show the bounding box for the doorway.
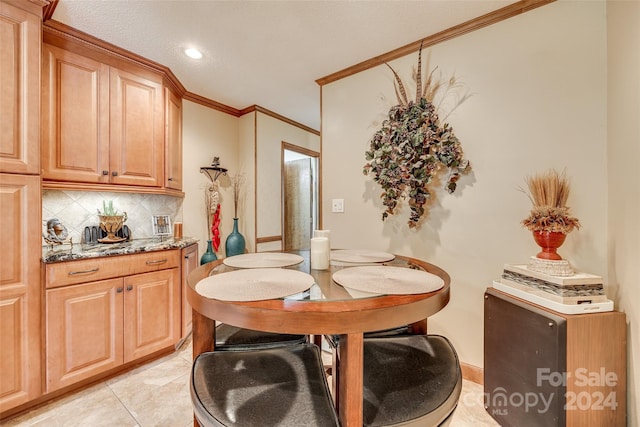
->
[282,142,319,250]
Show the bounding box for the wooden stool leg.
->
[313,334,323,347]
[191,309,215,427]
[192,308,215,360]
[332,343,339,407]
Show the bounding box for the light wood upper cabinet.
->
[42,44,164,188]
[0,1,41,175]
[165,87,183,191]
[109,67,164,187]
[41,45,109,183]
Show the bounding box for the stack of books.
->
[493,264,613,314]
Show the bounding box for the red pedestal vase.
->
[532,231,566,260]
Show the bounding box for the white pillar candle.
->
[313,229,331,251]
[310,237,330,270]
[315,231,331,265]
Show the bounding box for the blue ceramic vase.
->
[225,218,246,257]
[200,240,217,265]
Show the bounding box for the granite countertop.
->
[42,237,199,263]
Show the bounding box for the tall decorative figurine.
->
[201,182,219,264]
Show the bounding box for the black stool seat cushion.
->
[215,323,307,351]
[324,325,411,348]
[191,343,340,427]
[360,335,462,427]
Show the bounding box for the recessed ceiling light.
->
[184,48,203,59]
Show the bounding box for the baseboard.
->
[461,362,483,385]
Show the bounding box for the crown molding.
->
[43,0,57,21]
[240,105,320,135]
[316,0,555,86]
[183,92,241,117]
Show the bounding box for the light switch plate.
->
[332,199,344,213]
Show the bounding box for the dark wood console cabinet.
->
[484,287,626,426]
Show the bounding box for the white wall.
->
[238,112,257,253]
[607,0,640,423]
[182,104,321,257]
[255,112,320,251]
[322,0,609,370]
[182,101,239,258]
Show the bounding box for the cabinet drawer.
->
[45,250,180,289]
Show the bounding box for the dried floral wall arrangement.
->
[363,44,471,228]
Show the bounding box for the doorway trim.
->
[281,141,320,251]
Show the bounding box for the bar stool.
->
[364,335,461,426]
[215,323,307,351]
[190,343,340,427]
[334,334,462,427]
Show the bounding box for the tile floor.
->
[3,338,499,427]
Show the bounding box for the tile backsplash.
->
[42,190,183,245]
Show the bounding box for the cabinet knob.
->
[168,177,174,181]
[102,170,109,175]
[117,287,123,293]
[112,171,118,176]
[126,285,133,291]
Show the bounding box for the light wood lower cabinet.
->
[181,243,198,338]
[45,278,123,391]
[0,0,43,416]
[0,174,42,414]
[46,267,180,392]
[123,270,180,363]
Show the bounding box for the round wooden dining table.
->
[186,250,450,427]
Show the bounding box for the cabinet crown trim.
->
[43,19,185,96]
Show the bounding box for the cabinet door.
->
[165,87,182,190]
[0,173,42,412]
[45,278,124,392]
[0,1,40,174]
[181,244,198,337]
[110,67,164,187]
[484,289,567,426]
[41,44,110,183]
[123,269,180,362]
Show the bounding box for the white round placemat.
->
[332,266,444,295]
[196,268,314,301]
[330,249,395,264]
[223,252,304,268]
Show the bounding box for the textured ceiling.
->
[52,0,515,130]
